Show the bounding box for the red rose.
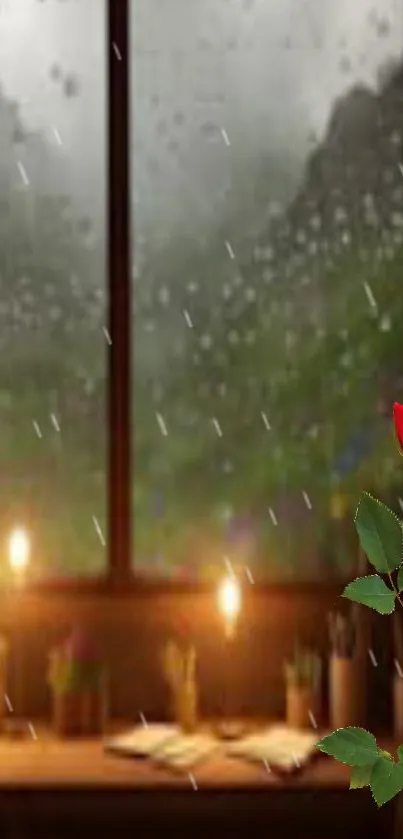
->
[393,402,403,452]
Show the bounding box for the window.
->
[131,0,403,582]
[0,0,107,580]
[3,2,401,587]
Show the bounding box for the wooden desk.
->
[0,728,396,839]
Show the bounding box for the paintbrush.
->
[328,610,356,658]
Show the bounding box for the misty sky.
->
[0,0,401,236]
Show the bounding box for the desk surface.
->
[0,724,393,790]
[0,726,396,839]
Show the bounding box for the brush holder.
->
[286,683,316,729]
[163,640,199,734]
[173,680,198,734]
[52,687,108,738]
[48,630,107,739]
[329,655,359,729]
[393,674,403,738]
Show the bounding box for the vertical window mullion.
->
[107,0,131,588]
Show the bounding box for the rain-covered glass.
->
[0,0,107,579]
[131,0,403,582]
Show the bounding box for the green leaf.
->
[343,575,395,615]
[350,765,373,789]
[397,567,403,593]
[355,492,403,573]
[370,756,403,806]
[397,745,403,763]
[316,727,380,766]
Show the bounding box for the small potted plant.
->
[162,624,198,734]
[48,627,107,738]
[284,645,322,729]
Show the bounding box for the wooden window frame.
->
[31,0,131,596]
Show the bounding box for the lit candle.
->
[217,575,241,639]
[6,528,30,736]
[216,574,244,740]
[8,528,30,587]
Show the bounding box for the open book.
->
[151,733,219,771]
[104,724,180,758]
[105,725,218,771]
[226,726,319,774]
[105,724,319,774]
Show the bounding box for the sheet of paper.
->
[152,734,219,771]
[104,724,180,757]
[226,725,318,771]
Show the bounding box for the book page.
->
[226,726,318,771]
[104,724,180,757]
[151,733,219,771]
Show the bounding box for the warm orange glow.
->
[8,528,30,576]
[217,575,241,636]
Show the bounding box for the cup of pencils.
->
[328,610,359,729]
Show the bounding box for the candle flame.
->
[218,575,241,634]
[8,528,30,574]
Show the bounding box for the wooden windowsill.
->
[13,577,346,598]
[0,723,394,790]
[0,724,395,839]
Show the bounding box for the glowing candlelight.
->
[8,528,30,585]
[5,528,31,737]
[217,575,241,639]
